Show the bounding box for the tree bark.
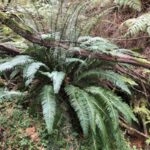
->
[0,44,20,55]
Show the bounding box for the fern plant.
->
[0,35,140,149]
[92,0,142,11]
[114,0,142,11]
[121,13,150,37]
[0,0,148,149]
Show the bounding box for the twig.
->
[120,121,149,139]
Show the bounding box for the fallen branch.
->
[1,11,150,69]
[0,44,20,55]
[71,49,150,69]
[120,121,149,139]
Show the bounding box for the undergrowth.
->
[0,101,91,150]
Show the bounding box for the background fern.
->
[121,13,150,37]
[114,0,142,11]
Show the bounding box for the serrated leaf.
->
[40,85,56,133]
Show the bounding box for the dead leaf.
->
[25,127,40,142]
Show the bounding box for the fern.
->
[0,88,24,102]
[23,62,49,86]
[85,86,137,123]
[77,70,135,94]
[121,13,150,37]
[91,0,142,11]
[65,58,86,65]
[78,36,118,54]
[0,55,33,72]
[40,71,65,94]
[114,0,142,11]
[0,1,145,149]
[65,84,134,149]
[50,71,65,94]
[40,85,56,133]
[95,113,110,150]
[65,85,90,136]
[85,86,119,129]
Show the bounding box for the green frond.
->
[40,71,65,94]
[40,85,56,134]
[65,85,110,144]
[122,13,150,37]
[85,86,137,123]
[41,32,61,41]
[91,0,141,11]
[95,113,110,150]
[77,70,133,94]
[85,86,119,129]
[51,71,65,94]
[23,62,49,86]
[65,85,110,143]
[65,85,90,136]
[0,88,24,102]
[0,55,33,72]
[114,0,142,11]
[65,58,86,65]
[78,36,118,54]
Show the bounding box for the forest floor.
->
[0,101,148,150]
[0,101,91,150]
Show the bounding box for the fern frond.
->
[122,13,150,37]
[91,0,141,11]
[40,85,56,133]
[85,86,119,129]
[65,85,90,136]
[95,112,110,150]
[65,85,109,147]
[77,70,134,94]
[78,36,118,54]
[0,88,24,102]
[65,58,86,65]
[40,71,65,94]
[85,86,137,123]
[114,0,142,11]
[65,85,110,139]
[23,62,49,86]
[51,71,65,94]
[0,55,33,72]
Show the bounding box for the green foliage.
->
[0,0,148,149]
[85,86,137,124]
[0,88,24,102]
[65,85,90,137]
[134,99,150,125]
[65,85,133,149]
[0,55,33,72]
[77,70,137,94]
[40,71,66,94]
[50,71,65,94]
[92,0,142,11]
[0,48,138,149]
[114,0,142,11]
[78,36,118,54]
[23,62,49,86]
[40,85,56,133]
[121,13,150,37]
[0,42,140,150]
